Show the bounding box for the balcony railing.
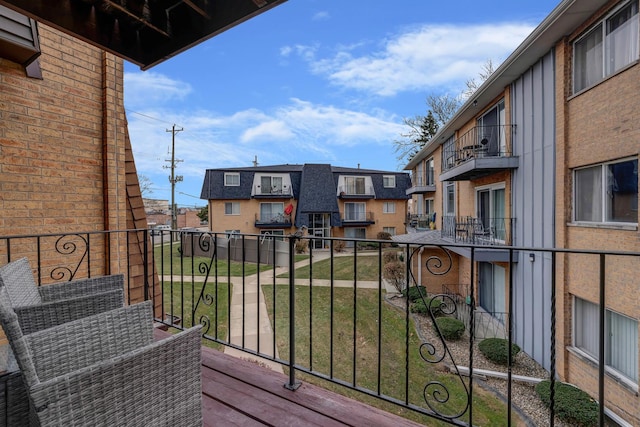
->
[341,211,375,224]
[254,212,292,227]
[1,229,638,426]
[441,216,513,245]
[338,185,375,198]
[253,185,293,197]
[442,125,516,173]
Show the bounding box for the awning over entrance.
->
[0,0,287,70]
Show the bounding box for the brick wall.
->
[0,24,155,311]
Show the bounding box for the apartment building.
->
[403,0,639,423]
[200,164,410,246]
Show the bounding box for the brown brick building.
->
[403,0,639,423]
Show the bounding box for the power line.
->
[164,124,184,230]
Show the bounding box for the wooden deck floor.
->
[155,329,426,426]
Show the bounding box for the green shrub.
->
[410,297,444,317]
[478,338,521,365]
[402,286,427,302]
[535,380,599,427]
[434,317,465,341]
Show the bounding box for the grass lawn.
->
[154,243,273,277]
[278,252,384,281]
[262,284,516,426]
[160,279,231,351]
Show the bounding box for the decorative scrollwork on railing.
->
[406,244,470,421]
[198,314,212,336]
[50,234,88,281]
[193,232,218,327]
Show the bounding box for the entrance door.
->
[308,213,331,249]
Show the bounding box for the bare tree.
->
[138,175,153,196]
[393,59,496,165]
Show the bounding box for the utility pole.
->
[164,124,183,231]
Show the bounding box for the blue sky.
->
[124,0,559,208]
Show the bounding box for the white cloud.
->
[124,72,193,108]
[312,11,330,21]
[296,22,536,96]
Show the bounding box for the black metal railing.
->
[1,229,638,426]
[441,216,513,245]
[340,211,375,224]
[442,125,515,172]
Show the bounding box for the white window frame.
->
[573,1,639,93]
[259,202,284,222]
[383,226,396,236]
[345,176,367,194]
[383,202,396,214]
[383,175,396,188]
[573,157,638,224]
[344,202,366,221]
[573,296,639,384]
[224,202,240,215]
[444,182,456,217]
[224,173,240,186]
[426,158,435,186]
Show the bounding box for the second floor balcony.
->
[338,184,375,198]
[441,215,514,246]
[406,169,436,195]
[341,210,375,225]
[253,185,293,198]
[441,125,518,181]
[255,212,292,228]
[1,229,637,426]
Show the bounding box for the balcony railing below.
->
[255,212,292,227]
[253,185,293,197]
[341,211,375,224]
[441,216,513,245]
[337,185,375,198]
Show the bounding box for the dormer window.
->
[224,173,240,186]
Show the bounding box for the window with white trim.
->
[345,176,366,194]
[260,202,284,222]
[574,158,638,223]
[383,175,396,188]
[224,173,240,186]
[444,182,456,216]
[383,202,395,214]
[344,202,366,221]
[574,297,638,382]
[224,202,240,215]
[383,227,396,235]
[573,1,639,93]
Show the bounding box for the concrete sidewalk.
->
[224,250,397,372]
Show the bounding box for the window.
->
[344,202,366,221]
[425,199,435,216]
[476,184,506,241]
[345,176,366,194]
[444,182,456,216]
[574,297,638,382]
[442,136,456,169]
[477,100,506,156]
[383,227,396,236]
[574,1,639,93]
[383,175,396,188]
[574,158,638,223]
[224,202,240,215]
[260,176,283,194]
[414,162,424,186]
[260,202,284,222]
[383,202,395,214]
[426,158,435,185]
[224,173,240,186]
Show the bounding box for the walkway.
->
[224,250,396,373]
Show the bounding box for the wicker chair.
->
[0,291,203,427]
[0,258,124,334]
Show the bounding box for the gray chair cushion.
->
[0,258,42,307]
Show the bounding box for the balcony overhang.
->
[440,156,519,182]
[0,0,287,70]
[446,245,520,263]
[406,184,436,195]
